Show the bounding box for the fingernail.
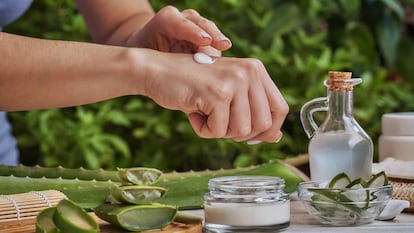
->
[275,133,283,143]
[200,31,212,39]
[247,140,262,145]
[218,35,231,43]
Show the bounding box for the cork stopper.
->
[326,71,353,91]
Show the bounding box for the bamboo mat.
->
[0,213,202,233]
[0,190,66,222]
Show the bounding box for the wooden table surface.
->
[1,199,413,233]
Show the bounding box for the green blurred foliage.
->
[4,0,414,171]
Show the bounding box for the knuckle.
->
[237,125,252,137]
[243,58,264,73]
[156,6,177,21]
[278,101,290,117]
[181,9,200,17]
[211,83,234,102]
[255,118,273,132]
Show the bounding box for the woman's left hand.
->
[125,6,232,56]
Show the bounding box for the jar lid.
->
[208,176,285,194]
[382,112,414,136]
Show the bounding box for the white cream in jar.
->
[203,176,290,232]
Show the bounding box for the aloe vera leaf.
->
[174,212,203,225]
[53,199,99,233]
[110,186,167,204]
[157,160,304,209]
[36,207,60,233]
[0,164,120,181]
[0,175,119,209]
[94,203,177,232]
[0,160,303,210]
[118,167,162,185]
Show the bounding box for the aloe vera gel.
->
[203,176,290,232]
[300,71,373,181]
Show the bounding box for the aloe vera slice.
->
[53,199,99,233]
[94,203,177,231]
[110,186,167,204]
[118,167,162,185]
[328,173,351,188]
[36,207,60,233]
[367,171,388,187]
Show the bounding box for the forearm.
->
[75,0,155,46]
[0,32,146,111]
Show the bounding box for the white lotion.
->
[193,52,214,64]
[205,200,290,226]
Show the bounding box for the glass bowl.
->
[297,181,392,226]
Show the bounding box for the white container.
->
[203,176,290,232]
[379,112,414,161]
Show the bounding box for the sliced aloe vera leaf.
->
[110,185,167,204]
[118,167,162,185]
[94,203,177,232]
[367,171,388,187]
[328,173,351,188]
[36,207,60,233]
[53,199,99,233]
[174,212,203,225]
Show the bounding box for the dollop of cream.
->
[193,52,214,64]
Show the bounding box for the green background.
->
[4,0,414,172]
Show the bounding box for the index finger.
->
[181,9,232,51]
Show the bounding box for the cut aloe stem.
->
[174,212,203,225]
[36,207,59,233]
[94,203,177,232]
[118,167,163,185]
[110,186,167,204]
[53,199,99,233]
[328,173,351,188]
[367,171,388,187]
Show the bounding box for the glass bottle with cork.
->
[300,71,373,181]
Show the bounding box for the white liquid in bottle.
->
[309,132,372,181]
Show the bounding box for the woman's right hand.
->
[137,50,289,143]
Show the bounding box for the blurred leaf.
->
[376,8,402,67]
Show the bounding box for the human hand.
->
[140,51,289,143]
[125,6,231,56]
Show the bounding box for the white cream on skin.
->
[193,52,215,64]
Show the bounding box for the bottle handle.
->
[300,97,328,138]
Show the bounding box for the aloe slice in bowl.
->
[110,185,167,204]
[36,207,60,233]
[328,173,351,188]
[53,199,99,233]
[118,167,162,185]
[367,171,388,187]
[94,203,177,231]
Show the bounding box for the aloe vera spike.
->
[0,164,121,181]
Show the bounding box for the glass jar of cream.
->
[204,176,290,232]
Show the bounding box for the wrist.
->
[123,48,167,98]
